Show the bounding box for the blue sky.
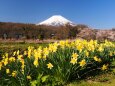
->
[0,0,115,29]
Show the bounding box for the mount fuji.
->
[37,15,76,26]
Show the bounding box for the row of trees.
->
[0,22,88,40]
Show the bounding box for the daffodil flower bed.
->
[0,39,115,86]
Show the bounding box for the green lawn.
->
[0,42,48,56]
[67,72,115,86]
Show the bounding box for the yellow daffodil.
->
[27,75,31,80]
[65,40,70,47]
[98,46,103,52]
[20,59,25,71]
[52,46,57,52]
[76,44,83,52]
[9,57,15,62]
[6,69,10,74]
[33,51,39,59]
[12,71,17,77]
[17,55,23,60]
[98,58,101,62]
[33,59,39,67]
[48,44,57,52]
[84,50,89,57]
[70,58,77,65]
[27,46,34,58]
[17,50,20,55]
[4,57,8,66]
[47,63,53,69]
[43,47,49,55]
[59,41,65,48]
[13,51,16,56]
[94,56,101,62]
[101,64,108,70]
[2,55,5,59]
[79,59,86,67]
[72,53,78,59]
[5,53,8,58]
[24,51,27,55]
[28,50,31,58]
[109,52,113,56]
[43,47,49,59]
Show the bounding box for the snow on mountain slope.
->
[37,15,75,26]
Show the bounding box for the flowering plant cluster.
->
[0,39,115,85]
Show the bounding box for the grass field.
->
[0,41,115,86]
[0,42,48,56]
[68,68,115,86]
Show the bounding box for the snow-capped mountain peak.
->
[37,15,75,26]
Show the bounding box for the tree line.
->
[0,22,88,40]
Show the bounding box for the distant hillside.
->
[96,29,115,41]
[77,28,115,41]
[0,22,115,41]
